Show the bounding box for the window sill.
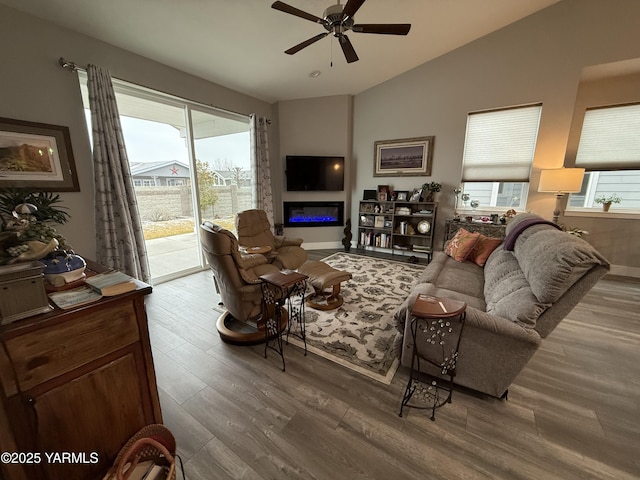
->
[564,209,640,220]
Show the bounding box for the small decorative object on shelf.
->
[499,209,517,224]
[453,187,462,220]
[594,193,621,212]
[470,199,480,210]
[422,181,442,202]
[41,249,86,287]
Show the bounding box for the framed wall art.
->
[374,136,434,177]
[0,117,79,191]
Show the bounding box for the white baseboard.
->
[302,241,344,250]
[609,264,640,279]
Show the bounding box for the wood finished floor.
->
[145,250,640,480]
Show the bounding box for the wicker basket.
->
[102,424,177,480]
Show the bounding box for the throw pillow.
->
[444,228,480,262]
[470,234,503,267]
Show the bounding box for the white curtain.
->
[250,114,274,225]
[86,64,150,282]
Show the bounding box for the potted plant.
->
[0,190,72,264]
[421,181,442,202]
[594,194,621,212]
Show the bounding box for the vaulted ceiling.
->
[0,0,560,103]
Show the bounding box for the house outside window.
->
[460,104,542,211]
[567,103,640,211]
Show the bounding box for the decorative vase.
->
[425,191,435,202]
[342,218,352,252]
[602,202,611,212]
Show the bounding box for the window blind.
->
[575,103,640,170]
[462,104,542,182]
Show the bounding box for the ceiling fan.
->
[271,0,411,64]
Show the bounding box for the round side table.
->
[399,295,466,420]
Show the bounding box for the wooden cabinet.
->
[357,200,437,259]
[0,273,161,480]
[444,219,507,247]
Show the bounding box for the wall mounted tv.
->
[285,155,344,191]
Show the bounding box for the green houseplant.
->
[594,194,621,211]
[0,190,71,264]
[422,181,442,202]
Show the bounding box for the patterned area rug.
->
[289,252,425,384]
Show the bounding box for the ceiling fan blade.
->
[342,0,367,20]
[271,1,324,24]
[285,32,329,55]
[339,34,359,63]
[352,24,411,35]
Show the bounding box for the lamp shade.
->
[538,168,585,193]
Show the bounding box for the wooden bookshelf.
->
[357,200,437,260]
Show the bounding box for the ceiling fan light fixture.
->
[272,0,411,64]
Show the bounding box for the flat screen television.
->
[285,155,344,191]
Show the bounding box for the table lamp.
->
[538,168,585,223]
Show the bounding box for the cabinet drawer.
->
[3,302,140,392]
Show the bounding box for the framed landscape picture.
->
[0,117,79,191]
[374,136,434,177]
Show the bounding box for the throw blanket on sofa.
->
[502,217,561,251]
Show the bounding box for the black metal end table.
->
[399,295,466,420]
[259,270,308,371]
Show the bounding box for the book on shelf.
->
[85,270,137,296]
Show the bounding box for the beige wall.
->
[276,95,353,247]
[0,5,272,260]
[351,0,640,272]
[559,69,640,275]
[3,0,640,272]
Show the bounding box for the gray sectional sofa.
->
[393,213,610,398]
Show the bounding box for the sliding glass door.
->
[80,76,250,283]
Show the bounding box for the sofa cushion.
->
[435,258,486,300]
[469,235,503,267]
[513,228,609,304]
[444,228,481,262]
[483,248,550,326]
[416,252,485,300]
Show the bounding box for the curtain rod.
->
[58,56,270,122]
[59,57,85,72]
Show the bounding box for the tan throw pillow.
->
[444,228,481,262]
[470,234,503,267]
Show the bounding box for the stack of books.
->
[48,270,137,310]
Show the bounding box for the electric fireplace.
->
[283,201,344,227]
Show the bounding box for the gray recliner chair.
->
[200,221,281,344]
[236,209,308,270]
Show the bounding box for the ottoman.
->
[297,260,352,310]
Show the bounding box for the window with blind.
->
[460,104,542,210]
[568,103,640,210]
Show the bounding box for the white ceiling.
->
[1,0,560,103]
